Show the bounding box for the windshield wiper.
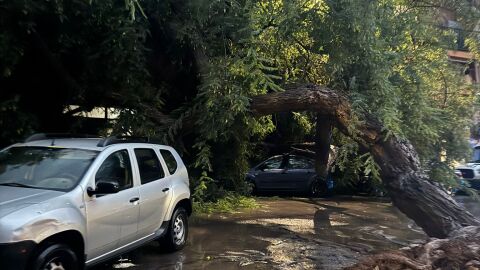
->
[0,182,36,188]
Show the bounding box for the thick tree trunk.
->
[314,114,333,178]
[250,84,480,238]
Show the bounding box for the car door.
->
[284,155,316,191]
[85,149,140,260]
[255,156,288,190]
[134,148,172,238]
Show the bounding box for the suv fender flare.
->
[165,194,192,220]
[30,230,85,268]
[14,210,86,246]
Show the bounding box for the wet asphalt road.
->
[91,195,479,270]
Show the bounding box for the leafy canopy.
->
[0,0,478,194]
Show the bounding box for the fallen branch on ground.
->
[345,226,480,270]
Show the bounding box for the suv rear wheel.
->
[160,207,188,252]
[32,243,79,270]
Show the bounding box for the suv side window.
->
[160,149,177,175]
[96,150,133,191]
[135,148,165,184]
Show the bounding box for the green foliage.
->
[191,171,257,214]
[191,171,216,203]
[264,0,477,186]
[1,0,479,199]
[0,98,35,145]
[330,133,381,188]
[362,153,382,183]
[193,194,258,214]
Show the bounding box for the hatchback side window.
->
[96,150,133,191]
[288,156,314,170]
[160,149,177,175]
[259,156,283,170]
[135,148,165,184]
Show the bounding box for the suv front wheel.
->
[32,243,79,270]
[161,207,188,252]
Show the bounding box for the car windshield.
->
[0,146,98,191]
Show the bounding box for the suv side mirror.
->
[87,180,120,196]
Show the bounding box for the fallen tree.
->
[141,83,478,237]
[249,84,480,238]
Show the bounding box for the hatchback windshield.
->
[0,147,98,191]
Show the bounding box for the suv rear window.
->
[160,149,177,175]
[134,148,165,184]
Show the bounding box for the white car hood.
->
[0,186,64,219]
[457,163,480,169]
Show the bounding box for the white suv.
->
[0,134,191,270]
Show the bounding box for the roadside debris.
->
[345,226,480,270]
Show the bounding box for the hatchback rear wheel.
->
[309,178,327,197]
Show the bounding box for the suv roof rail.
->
[25,133,99,143]
[97,135,150,147]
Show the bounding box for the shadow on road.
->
[91,196,428,270]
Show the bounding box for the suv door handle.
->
[162,188,170,192]
[129,197,139,203]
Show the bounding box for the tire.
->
[309,178,327,198]
[31,243,79,270]
[251,182,258,195]
[247,178,257,195]
[161,207,188,252]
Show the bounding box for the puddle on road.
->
[93,216,278,270]
[93,197,427,270]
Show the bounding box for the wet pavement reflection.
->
[91,196,451,269]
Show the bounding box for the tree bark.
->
[250,84,480,238]
[314,113,333,179]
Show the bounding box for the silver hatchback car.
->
[0,134,192,270]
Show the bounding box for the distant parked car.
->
[455,162,480,190]
[246,154,326,196]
